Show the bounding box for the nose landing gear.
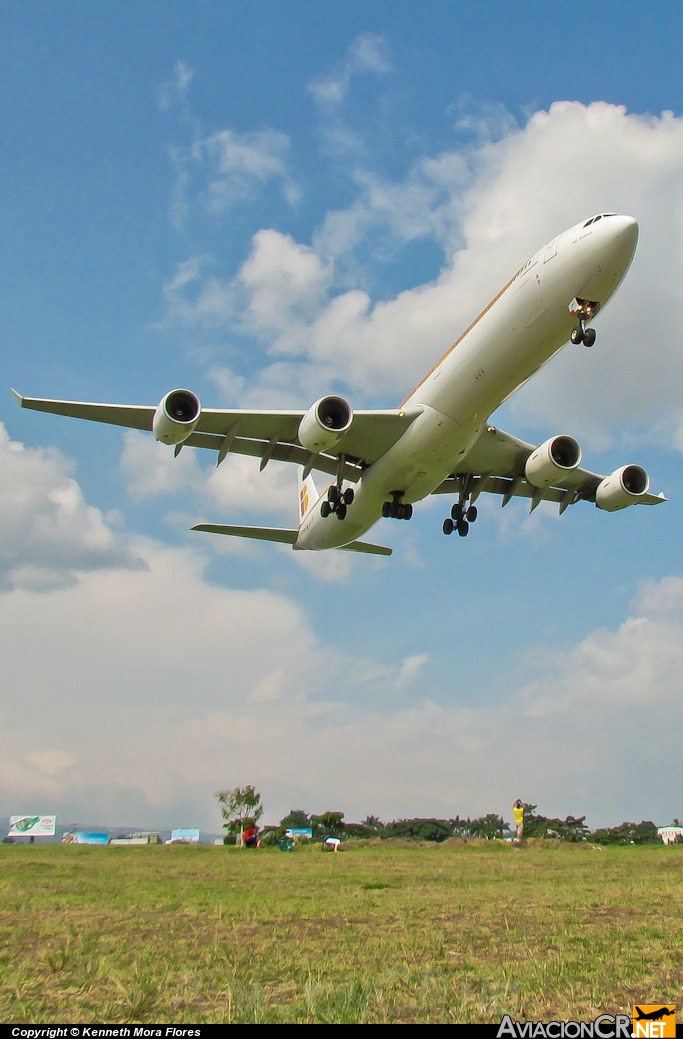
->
[569,298,600,347]
[382,491,413,520]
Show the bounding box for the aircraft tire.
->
[342,488,355,505]
[451,503,463,522]
[382,501,392,518]
[457,520,469,537]
[443,518,454,535]
[336,503,347,520]
[321,501,331,518]
[582,327,596,347]
[466,505,478,522]
[570,327,584,345]
[403,503,413,520]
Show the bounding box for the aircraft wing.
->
[12,391,421,482]
[433,425,667,511]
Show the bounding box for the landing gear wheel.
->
[342,488,354,505]
[396,503,406,520]
[327,485,340,505]
[443,518,454,535]
[457,519,469,537]
[320,501,331,518]
[582,327,596,347]
[402,503,413,520]
[466,505,478,523]
[451,503,463,522]
[570,326,584,345]
[382,501,392,518]
[336,502,347,520]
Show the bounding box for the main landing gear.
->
[569,297,600,347]
[320,483,354,521]
[382,492,413,521]
[442,501,478,537]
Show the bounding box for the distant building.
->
[657,826,683,845]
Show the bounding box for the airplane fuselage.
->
[296,214,639,550]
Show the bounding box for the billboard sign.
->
[75,833,109,845]
[286,828,313,839]
[8,815,57,837]
[169,829,200,843]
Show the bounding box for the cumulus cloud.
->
[1,541,682,828]
[120,430,296,524]
[167,102,683,455]
[0,423,143,591]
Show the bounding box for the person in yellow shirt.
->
[513,799,524,840]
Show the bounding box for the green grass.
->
[1,840,682,1024]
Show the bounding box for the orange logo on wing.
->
[300,487,309,517]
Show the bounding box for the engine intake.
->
[298,395,353,454]
[153,389,201,445]
[525,435,582,489]
[596,464,649,512]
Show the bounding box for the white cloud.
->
[167,102,683,453]
[194,128,299,211]
[0,422,680,828]
[2,549,683,828]
[309,33,391,110]
[396,653,430,690]
[0,423,142,591]
[120,430,297,524]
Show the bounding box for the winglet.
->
[11,389,23,406]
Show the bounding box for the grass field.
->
[1,840,682,1024]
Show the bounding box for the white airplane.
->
[13,213,665,558]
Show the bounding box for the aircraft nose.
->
[612,214,639,252]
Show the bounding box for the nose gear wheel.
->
[569,298,599,347]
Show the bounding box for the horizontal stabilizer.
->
[337,540,392,556]
[191,523,392,556]
[191,524,298,545]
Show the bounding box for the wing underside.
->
[12,391,421,480]
[436,425,666,511]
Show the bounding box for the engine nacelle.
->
[298,395,353,454]
[525,435,582,489]
[152,389,201,445]
[596,464,649,512]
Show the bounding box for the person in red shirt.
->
[243,823,260,848]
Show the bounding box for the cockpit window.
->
[584,217,595,227]
[593,214,602,223]
[602,213,617,218]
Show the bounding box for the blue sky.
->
[2,2,683,830]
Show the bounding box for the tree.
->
[520,804,589,842]
[466,814,511,840]
[216,786,263,844]
[311,811,345,837]
[591,820,661,845]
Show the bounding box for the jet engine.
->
[596,464,649,512]
[298,395,353,454]
[152,389,201,445]
[525,435,582,489]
